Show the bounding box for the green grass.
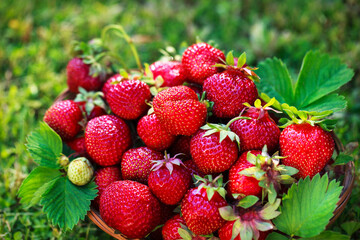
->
[0,0,359,239]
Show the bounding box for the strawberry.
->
[93,166,122,207]
[43,100,83,140]
[153,86,208,136]
[66,136,88,157]
[85,115,132,166]
[74,87,107,121]
[219,221,270,240]
[181,175,227,235]
[66,58,103,93]
[137,114,176,151]
[149,61,187,87]
[148,154,191,205]
[162,214,186,240]
[102,74,123,97]
[100,180,162,239]
[203,68,258,118]
[67,157,94,186]
[182,42,225,85]
[121,147,164,184]
[169,135,192,160]
[183,159,206,178]
[229,99,280,153]
[106,79,151,120]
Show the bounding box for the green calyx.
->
[74,87,106,117]
[193,174,227,201]
[150,152,185,175]
[278,104,337,131]
[243,98,282,120]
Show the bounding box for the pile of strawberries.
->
[43,42,335,240]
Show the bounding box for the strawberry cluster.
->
[44,42,336,240]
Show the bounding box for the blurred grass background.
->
[0,0,359,239]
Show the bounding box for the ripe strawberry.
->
[148,154,191,205]
[162,214,186,240]
[121,147,164,184]
[227,150,262,199]
[181,175,227,235]
[203,68,258,118]
[74,87,107,121]
[102,74,124,97]
[183,159,206,178]
[219,221,270,240]
[153,86,208,136]
[85,115,132,166]
[229,99,280,153]
[67,157,94,186]
[182,42,225,85]
[66,136,88,157]
[137,114,176,151]
[106,79,151,120]
[280,123,335,178]
[93,166,122,207]
[100,180,162,239]
[66,58,103,93]
[169,136,192,160]
[44,100,83,140]
[149,61,187,87]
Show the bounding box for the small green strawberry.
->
[67,157,94,186]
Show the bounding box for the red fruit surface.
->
[203,69,258,118]
[227,150,262,199]
[162,214,186,240]
[85,115,132,166]
[106,79,151,120]
[183,159,206,178]
[181,187,227,235]
[137,114,176,151]
[76,101,107,120]
[102,74,124,97]
[170,136,192,160]
[121,147,164,184]
[100,180,161,239]
[66,58,102,93]
[153,86,207,136]
[182,42,225,85]
[149,61,187,87]
[66,136,87,157]
[218,220,270,240]
[148,165,191,205]
[44,100,82,140]
[93,166,122,207]
[229,109,280,153]
[190,130,238,174]
[280,123,335,178]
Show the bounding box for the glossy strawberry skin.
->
[85,115,132,166]
[66,136,88,157]
[67,58,102,93]
[162,214,186,240]
[153,86,207,136]
[137,114,176,151]
[100,180,161,239]
[190,130,239,174]
[121,147,164,184]
[44,100,83,140]
[93,166,122,207]
[150,61,187,87]
[227,150,262,199]
[218,220,270,240]
[183,159,206,178]
[230,109,280,153]
[102,74,124,97]
[182,42,225,85]
[170,136,193,160]
[181,187,227,235]
[280,123,335,179]
[149,165,191,205]
[203,69,258,118]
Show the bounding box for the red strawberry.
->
[219,221,271,240]
[44,100,82,140]
[121,147,164,184]
[182,42,225,85]
[181,175,227,235]
[102,74,124,97]
[66,136,88,157]
[162,214,186,240]
[66,58,103,93]
[93,166,122,207]
[170,135,192,160]
[153,86,208,136]
[227,150,262,199]
[74,88,107,121]
[100,180,161,239]
[85,115,132,166]
[280,123,335,178]
[203,68,258,118]
[106,79,151,120]
[137,114,176,151]
[148,154,191,205]
[183,159,206,178]
[149,61,187,87]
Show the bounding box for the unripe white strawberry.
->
[68,157,94,186]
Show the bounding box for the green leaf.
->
[237,52,247,68]
[237,195,259,209]
[226,51,235,66]
[341,221,360,236]
[265,232,289,240]
[26,122,62,169]
[18,167,61,208]
[300,93,347,113]
[333,153,354,166]
[294,51,354,109]
[273,174,343,238]
[40,177,98,230]
[300,230,350,240]
[219,206,238,221]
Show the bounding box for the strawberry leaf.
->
[26,122,62,169]
[273,173,343,238]
[237,195,259,209]
[300,230,350,240]
[40,177,98,230]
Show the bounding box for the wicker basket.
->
[56,89,355,239]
